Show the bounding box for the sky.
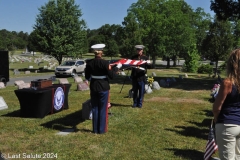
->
[0,0,215,34]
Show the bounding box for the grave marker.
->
[0,96,8,110]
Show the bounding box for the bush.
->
[197,64,213,74]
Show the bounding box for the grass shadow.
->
[165,148,204,160]
[1,109,21,117]
[165,125,208,140]
[40,109,85,131]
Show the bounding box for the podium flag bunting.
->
[204,119,218,160]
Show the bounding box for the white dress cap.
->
[135,45,145,49]
[91,44,106,50]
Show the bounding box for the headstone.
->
[14,69,20,75]
[82,72,85,77]
[28,66,33,69]
[0,82,5,89]
[74,77,83,83]
[18,83,31,89]
[152,72,157,77]
[35,70,38,73]
[159,79,167,87]
[43,66,48,69]
[184,73,188,78]
[0,96,8,110]
[59,78,69,84]
[56,128,75,135]
[128,89,133,98]
[145,84,153,94]
[25,71,30,74]
[82,99,92,120]
[152,81,160,90]
[77,82,89,91]
[14,80,25,86]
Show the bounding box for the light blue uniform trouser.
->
[216,123,240,160]
[90,90,109,134]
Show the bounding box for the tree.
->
[210,0,240,20]
[31,0,87,64]
[183,44,200,72]
[121,0,197,68]
[201,18,234,75]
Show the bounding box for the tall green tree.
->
[202,18,234,75]
[31,0,87,64]
[210,0,240,20]
[121,0,197,68]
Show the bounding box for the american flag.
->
[110,59,147,66]
[204,119,218,160]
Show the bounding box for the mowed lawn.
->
[0,68,220,160]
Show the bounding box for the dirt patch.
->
[146,97,205,104]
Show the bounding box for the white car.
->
[55,59,86,77]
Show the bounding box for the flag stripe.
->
[204,139,218,160]
[110,59,147,66]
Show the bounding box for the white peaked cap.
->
[135,45,145,49]
[91,44,106,50]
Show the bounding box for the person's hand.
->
[146,60,151,64]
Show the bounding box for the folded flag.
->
[110,59,147,66]
[204,119,218,160]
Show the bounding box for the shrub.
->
[197,64,213,74]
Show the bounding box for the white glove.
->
[116,63,122,69]
[146,60,151,64]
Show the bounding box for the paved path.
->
[6,74,55,86]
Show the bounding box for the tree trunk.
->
[166,57,170,68]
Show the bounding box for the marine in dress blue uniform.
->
[131,45,149,108]
[85,44,121,134]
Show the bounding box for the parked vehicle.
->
[55,59,86,77]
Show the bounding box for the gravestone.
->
[18,83,31,89]
[28,66,33,69]
[152,72,157,77]
[74,77,83,83]
[0,82,5,89]
[128,89,133,98]
[145,84,153,94]
[14,69,20,75]
[82,72,85,77]
[0,96,8,110]
[77,82,89,91]
[184,73,188,78]
[152,81,160,90]
[59,78,69,84]
[35,70,38,73]
[25,71,30,74]
[14,80,25,86]
[82,99,92,120]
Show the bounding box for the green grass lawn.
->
[0,67,221,160]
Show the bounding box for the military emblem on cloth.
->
[54,87,65,110]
